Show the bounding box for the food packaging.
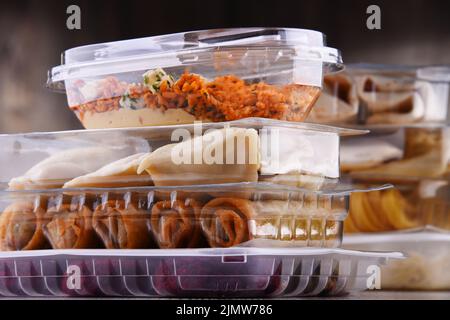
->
[344,179,450,234]
[340,125,450,182]
[47,28,343,129]
[344,231,450,290]
[0,182,391,251]
[308,64,450,125]
[0,118,366,189]
[0,118,392,250]
[337,124,449,233]
[0,247,402,297]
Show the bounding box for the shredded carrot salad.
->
[69,73,320,122]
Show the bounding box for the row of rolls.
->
[0,194,344,251]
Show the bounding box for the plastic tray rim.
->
[0,247,405,259]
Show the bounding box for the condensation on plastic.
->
[0,247,402,297]
[0,119,367,187]
[0,183,392,252]
[308,64,450,125]
[46,28,343,128]
[343,231,450,290]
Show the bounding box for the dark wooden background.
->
[1,0,449,133]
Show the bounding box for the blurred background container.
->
[0,0,449,133]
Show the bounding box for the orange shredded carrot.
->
[69,73,320,122]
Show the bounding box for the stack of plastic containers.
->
[308,63,450,290]
[0,29,402,298]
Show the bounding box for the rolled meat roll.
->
[200,198,255,247]
[93,200,154,249]
[0,201,49,251]
[43,203,102,249]
[150,199,205,248]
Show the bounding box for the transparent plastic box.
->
[0,247,402,297]
[343,179,449,234]
[0,119,389,251]
[338,124,449,233]
[47,28,343,129]
[344,231,450,290]
[308,64,450,125]
[340,125,450,182]
[0,183,389,251]
[0,118,366,189]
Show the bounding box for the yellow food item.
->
[380,189,418,230]
[345,189,419,233]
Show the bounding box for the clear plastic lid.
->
[47,28,343,90]
[347,64,450,83]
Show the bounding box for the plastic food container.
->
[340,125,450,181]
[0,119,390,251]
[0,118,366,190]
[0,183,390,251]
[0,247,402,297]
[47,28,343,129]
[343,231,450,290]
[338,124,450,233]
[308,64,450,125]
[344,179,450,233]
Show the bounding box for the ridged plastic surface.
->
[0,248,400,297]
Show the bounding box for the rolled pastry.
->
[150,199,205,248]
[138,128,259,186]
[200,198,255,247]
[9,146,139,190]
[64,153,151,188]
[92,200,154,249]
[0,202,49,250]
[43,204,102,249]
